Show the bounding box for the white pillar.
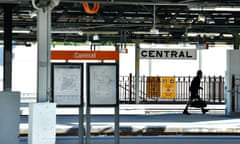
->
[37,8,52,102]
[135,43,140,104]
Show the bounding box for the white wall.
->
[0,43,233,99]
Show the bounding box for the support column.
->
[135,42,140,104]
[3,5,13,91]
[37,8,52,102]
[233,33,240,50]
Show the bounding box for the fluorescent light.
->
[13,30,31,33]
[215,7,240,11]
[0,30,31,33]
[51,30,81,34]
[133,31,168,35]
[223,34,233,38]
[190,6,240,12]
[187,32,220,37]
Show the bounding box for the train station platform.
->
[19,104,240,136]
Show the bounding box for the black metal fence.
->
[119,74,225,104]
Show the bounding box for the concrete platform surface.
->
[19,106,240,136]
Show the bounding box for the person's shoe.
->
[183,110,191,115]
[202,109,209,114]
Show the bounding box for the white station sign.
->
[140,48,197,60]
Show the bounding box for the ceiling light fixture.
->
[215,6,240,11]
[189,6,240,12]
[78,31,83,36]
[150,5,159,35]
[198,14,206,22]
[0,30,31,33]
[93,34,99,40]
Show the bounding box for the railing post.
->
[213,76,216,102]
[232,75,235,112]
[123,77,127,103]
[208,76,211,103]
[142,75,146,101]
[183,77,186,101]
[202,76,206,100]
[129,73,132,102]
[219,76,222,103]
[187,76,191,100]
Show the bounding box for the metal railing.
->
[119,74,225,104]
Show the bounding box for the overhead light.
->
[198,14,205,22]
[133,31,168,35]
[187,32,220,37]
[51,30,84,36]
[224,34,233,38]
[93,34,99,40]
[215,6,240,11]
[78,31,83,36]
[51,30,82,34]
[189,6,240,12]
[0,30,31,33]
[150,5,159,35]
[150,27,159,34]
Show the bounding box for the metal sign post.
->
[78,106,84,144]
[51,63,84,143]
[86,63,120,144]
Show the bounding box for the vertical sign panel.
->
[52,63,83,106]
[87,63,119,107]
[161,77,176,99]
[146,77,161,98]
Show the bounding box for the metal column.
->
[3,5,13,91]
[135,42,140,104]
[37,8,52,102]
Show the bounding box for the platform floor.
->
[19,104,240,136]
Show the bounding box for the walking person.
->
[183,70,208,115]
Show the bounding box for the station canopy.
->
[0,0,240,45]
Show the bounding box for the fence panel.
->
[119,74,225,104]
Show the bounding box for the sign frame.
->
[51,50,119,60]
[87,63,119,107]
[139,48,197,60]
[51,63,84,107]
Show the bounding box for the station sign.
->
[140,48,197,60]
[51,50,119,60]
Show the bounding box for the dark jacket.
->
[190,75,201,98]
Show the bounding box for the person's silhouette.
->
[183,70,208,115]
